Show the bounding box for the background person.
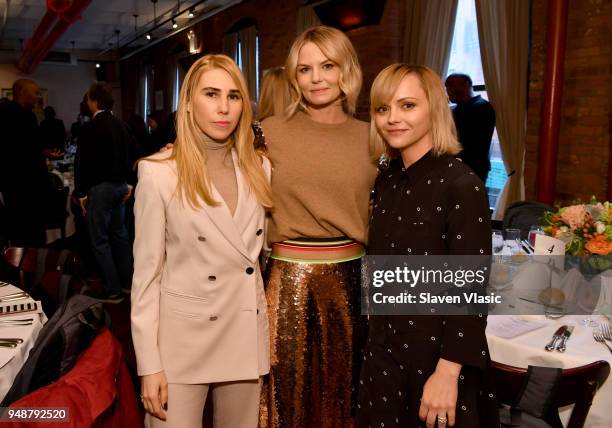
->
[75,82,137,301]
[445,73,495,185]
[0,78,53,246]
[256,67,291,121]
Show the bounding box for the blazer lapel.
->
[231,150,261,260]
[199,150,251,261]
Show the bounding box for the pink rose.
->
[560,205,586,230]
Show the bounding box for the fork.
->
[602,323,612,342]
[593,329,612,354]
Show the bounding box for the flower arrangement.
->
[542,197,612,256]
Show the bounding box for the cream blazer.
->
[131,148,271,384]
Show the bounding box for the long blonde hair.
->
[257,67,291,121]
[370,64,461,161]
[152,54,272,209]
[285,26,362,117]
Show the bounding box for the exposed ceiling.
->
[0,0,236,52]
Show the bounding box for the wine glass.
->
[528,225,544,247]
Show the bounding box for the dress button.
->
[198,236,206,242]
[208,275,216,281]
[246,267,254,275]
[256,229,263,236]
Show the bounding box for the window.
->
[447,0,506,210]
[234,32,260,99]
[143,72,149,125]
[227,19,260,100]
[172,65,180,112]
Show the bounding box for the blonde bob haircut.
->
[257,67,291,121]
[285,26,362,116]
[148,54,272,209]
[369,64,461,161]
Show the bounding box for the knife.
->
[545,325,567,351]
[556,326,574,352]
[0,338,24,343]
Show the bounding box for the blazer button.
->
[246,267,254,275]
[198,236,206,242]
[256,229,263,236]
[208,275,216,281]
[209,316,218,321]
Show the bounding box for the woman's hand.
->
[141,371,169,420]
[418,358,461,427]
[159,143,174,152]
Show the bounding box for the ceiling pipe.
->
[16,0,93,74]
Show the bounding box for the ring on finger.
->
[438,415,447,424]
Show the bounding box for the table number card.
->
[534,234,565,271]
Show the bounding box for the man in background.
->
[0,79,52,246]
[75,82,137,301]
[445,73,496,185]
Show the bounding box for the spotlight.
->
[96,63,100,68]
[172,19,178,29]
[188,8,195,18]
[146,33,151,40]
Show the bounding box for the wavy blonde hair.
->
[370,64,461,161]
[257,67,291,121]
[146,54,272,209]
[285,26,362,117]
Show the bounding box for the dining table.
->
[0,283,46,402]
[486,314,612,427]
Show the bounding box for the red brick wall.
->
[119,0,402,122]
[525,0,612,204]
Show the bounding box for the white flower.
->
[560,226,569,233]
[596,222,606,234]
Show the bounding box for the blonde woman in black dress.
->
[356,64,499,428]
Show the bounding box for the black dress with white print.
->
[356,150,500,428]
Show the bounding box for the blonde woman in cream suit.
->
[131,54,273,428]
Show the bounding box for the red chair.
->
[4,329,142,428]
[2,247,81,291]
[2,247,84,315]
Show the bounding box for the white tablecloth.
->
[0,284,46,402]
[486,315,612,427]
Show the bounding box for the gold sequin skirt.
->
[259,238,367,428]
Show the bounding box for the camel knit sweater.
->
[262,111,377,245]
[201,136,237,216]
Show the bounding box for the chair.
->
[2,328,141,427]
[2,247,84,315]
[491,360,610,428]
[502,200,555,239]
[2,247,81,289]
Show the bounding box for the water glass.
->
[505,228,522,254]
[492,230,504,254]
